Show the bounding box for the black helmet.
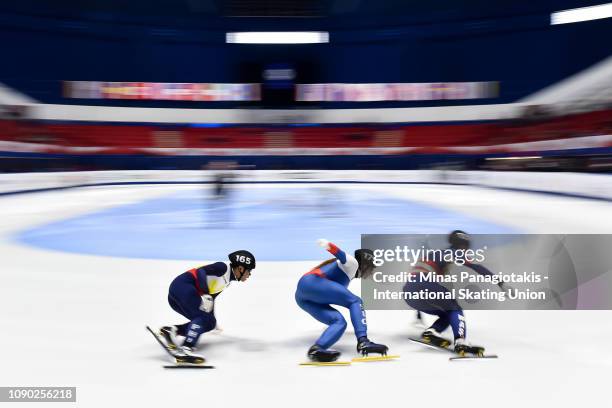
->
[448,230,470,249]
[228,250,256,270]
[354,249,374,278]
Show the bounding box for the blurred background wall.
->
[0,0,610,174]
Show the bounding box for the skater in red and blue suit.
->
[295,239,388,362]
[158,250,255,361]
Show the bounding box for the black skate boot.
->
[159,326,178,350]
[356,336,388,356]
[454,339,485,357]
[174,345,206,365]
[421,329,451,348]
[308,345,341,362]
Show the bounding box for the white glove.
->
[317,238,331,250]
[199,294,214,313]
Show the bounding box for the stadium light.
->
[551,3,612,25]
[226,32,329,44]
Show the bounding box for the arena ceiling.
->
[0,1,603,20]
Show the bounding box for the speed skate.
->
[146,326,215,369]
[300,355,399,366]
[409,337,498,361]
[352,355,400,363]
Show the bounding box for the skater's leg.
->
[173,294,216,347]
[448,310,466,341]
[168,275,217,347]
[429,312,451,333]
[403,279,457,345]
[168,273,201,319]
[426,295,464,341]
[168,294,189,319]
[167,294,189,336]
[175,323,189,337]
[166,296,189,336]
[183,312,216,347]
[296,298,347,349]
[297,276,367,339]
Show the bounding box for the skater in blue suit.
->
[295,239,388,362]
[405,230,504,356]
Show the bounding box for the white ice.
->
[1,183,611,408]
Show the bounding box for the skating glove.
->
[317,238,331,250]
[199,294,214,313]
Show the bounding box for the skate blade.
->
[352,355,400,363]
[299,361,352,366]
[175,356,207,365]
[158,330,177,349]
[450,354,498,361]
[409,337,453,353]
[159,335,177,350]
[164,364,215,369]
[423,338,451,348]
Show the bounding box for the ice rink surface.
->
[1,182,612,407]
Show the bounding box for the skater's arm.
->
[317,239,358,277]
[466,263,506,289]
[465,263,505,289]
[317,239,347,263]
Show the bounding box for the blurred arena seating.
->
[0,106,610,172]
[0,108,610,152]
